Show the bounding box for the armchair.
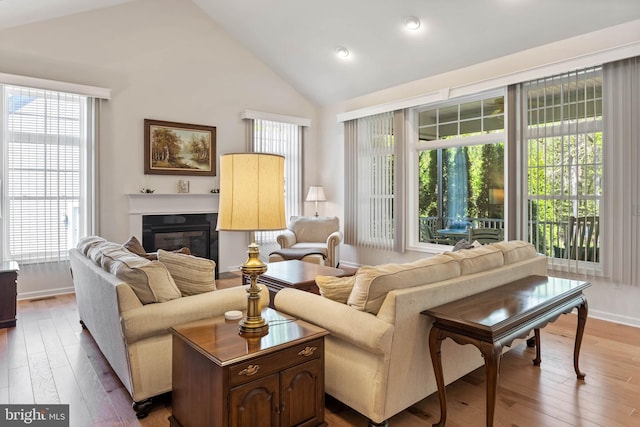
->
[276,216,343,267]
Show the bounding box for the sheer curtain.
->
[602,56,640,286]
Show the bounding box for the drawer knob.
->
[238,364,260,376]
[298,346,317,357]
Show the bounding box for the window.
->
[522,67,603,270]
[412,91,505,248]
[249,118,302,252]
[1,85,95,264]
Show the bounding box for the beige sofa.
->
[275,216,343,267]
[69,236,268,418]
[274,240,547,426]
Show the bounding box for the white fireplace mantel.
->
[127,193,219,237]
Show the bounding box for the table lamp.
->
[217,153,286,334]
[305,185,326,217]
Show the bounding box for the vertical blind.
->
[2,85,94,264]
[602,56,640,286]
[250,118,302,245]
[523,67,603,276]
[344,111,398,250]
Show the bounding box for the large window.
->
[249,118,303,255]
[414,92,505,247]
[1,85,95,264]
[523,67,603,268]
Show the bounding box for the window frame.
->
[407,89,507,252]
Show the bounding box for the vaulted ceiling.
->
[1,0,639,105]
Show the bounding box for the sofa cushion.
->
[157,249,216,296]
[443,245,504,275]
[347,254,460,314]
[493,240,538,264]
[315,275,355,304]
[289,216,339,243]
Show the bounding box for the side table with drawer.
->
[0,261,19,329]
[169,307,328,427]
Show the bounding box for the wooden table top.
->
[170,308,328,367]
[261,260,346,286]
[423,275,590,340]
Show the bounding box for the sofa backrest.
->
[288,216,339,243]
[77,235,182,304]
[344,240,543,315]
[347,254,461,313]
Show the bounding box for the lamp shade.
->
[217,153,287,231]
[305,186,326,202]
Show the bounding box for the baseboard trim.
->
[589,309,640,328]
[18,287,75,301]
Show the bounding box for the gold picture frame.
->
[144,119,216,176]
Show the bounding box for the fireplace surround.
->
[127,193,219,275]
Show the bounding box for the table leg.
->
[429,326,447,427]
[480,342,503,427]
[532,328,541,366]
[574,298,588,379]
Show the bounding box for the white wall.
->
[317,21,640,326]
[0,0,317,297]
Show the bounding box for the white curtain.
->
[602,56,640,286]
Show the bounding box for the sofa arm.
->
[275,288,393,355]
[121,286,268,344]
[276,230,297,248]
[326,230,343,247]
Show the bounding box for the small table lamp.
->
[217,153,286,334]
[305,186,326,217]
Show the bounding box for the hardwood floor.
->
[1,276,639,426]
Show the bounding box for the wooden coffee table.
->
[247,260,348,307]
[422,275,590,427]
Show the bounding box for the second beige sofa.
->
[275,240,547,426]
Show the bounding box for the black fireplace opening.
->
[142,213,219,277]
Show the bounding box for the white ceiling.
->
[1,0,640,105]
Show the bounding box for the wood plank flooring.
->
[1,275,639,426]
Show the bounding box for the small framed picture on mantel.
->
[144,119,216,176]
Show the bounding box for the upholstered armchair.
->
[276,216,343,267]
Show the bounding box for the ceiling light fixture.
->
[404,16,421,31]
[335,46,350,58]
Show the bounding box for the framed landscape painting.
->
[144,119,216,176]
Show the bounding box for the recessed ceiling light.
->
[335,46,350,58]
[404,16,421,31]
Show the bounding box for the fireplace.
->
[142,213,219,276]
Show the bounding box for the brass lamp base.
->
[239,242,269,335]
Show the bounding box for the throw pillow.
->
[157,249,216,296]
[315,275,355,304]
[123,236,155,260]
[123,236,192,260]
[452,239,474,251]
[103,249,182,304]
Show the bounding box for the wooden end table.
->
[245,260,348,307]
[0,261,19,329]
[422,275,590,427]
[169,308,328,427]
